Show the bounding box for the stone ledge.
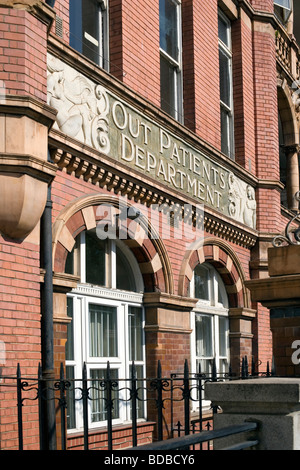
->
[205,378,300,406]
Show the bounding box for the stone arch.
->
[277,79,299,147]
[178,237,250,308]
[277,78,300,209]
[52,193,174,294]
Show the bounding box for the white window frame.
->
[65,232,146,432]
[190,264,230,411]
[159,0,183,122]
[219,9,235,160]
[274,0,293,24]
[69,0,109,71]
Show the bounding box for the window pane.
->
[70,0,83,53]
[274,0,291,10]
[66,297,74,361]
[90,368,119,422]
[221,106,230,156]
[195,314,213,358]
[218,15,229,47]
[128,306,143,362]
[219,316,228,357]
[159,0,179,61]
[116,246,136,292]
[70,0,102,65]
[160,54,176,117]
[82,0,101,64]
[196,358,212,375]
[85,230,106,286]
[66,366,76,429]
[89,304,118,357]
[219,49,231,107]
[194,265,209,301]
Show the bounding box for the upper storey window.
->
[218,10,234,160]
[274,0,292,24]
[159,0,183,122]
[69,0,109,71]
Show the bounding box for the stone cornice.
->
[0,154,56,183]
[48,139,258,249]
[0,95,57,128]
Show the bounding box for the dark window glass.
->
[116,246,136,291]
[86,230,106,286]
[66,297,74,361]
[70,0,104,66]
[219,49,231,108]
[159,0,179,61]
[194,265,209,301]
[160,54,175,116]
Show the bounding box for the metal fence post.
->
[157,360,163,441]
[183,359,190,436]
[59,363,67,451]
[16,364,23,451]
[82,362,89,451]
[131,362,138,448]
[105,361,114,450]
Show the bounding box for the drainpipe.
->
[40,149,56,450]
[41,0,56,450]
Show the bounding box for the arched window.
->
[190,263,229,376]
[65,229,145,430]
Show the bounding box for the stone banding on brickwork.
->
[52,193,174,295]
[178,237,250,309]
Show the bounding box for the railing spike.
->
[212,358,217,381]
[157,360,162,378]
[60,362,64,380]
[184,359,189,377]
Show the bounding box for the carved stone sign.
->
[47,54,256,229]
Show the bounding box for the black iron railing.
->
[0,357,274,451]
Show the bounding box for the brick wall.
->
[0,238,41,376]
[110,0,160,106]
[0,8,48,101]
[183,0,221,149]
[232,13,256,172]
[250,0,274,11]
[0,237,41,450]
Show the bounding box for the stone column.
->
[205,378,300,450]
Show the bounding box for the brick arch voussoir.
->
[52,195,173,293]
[178,238,249,308]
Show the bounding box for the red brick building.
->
[0,0,299,450]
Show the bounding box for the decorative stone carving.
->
[228,172,257,229]
[47,54,257,231]
[47,56,110,155]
